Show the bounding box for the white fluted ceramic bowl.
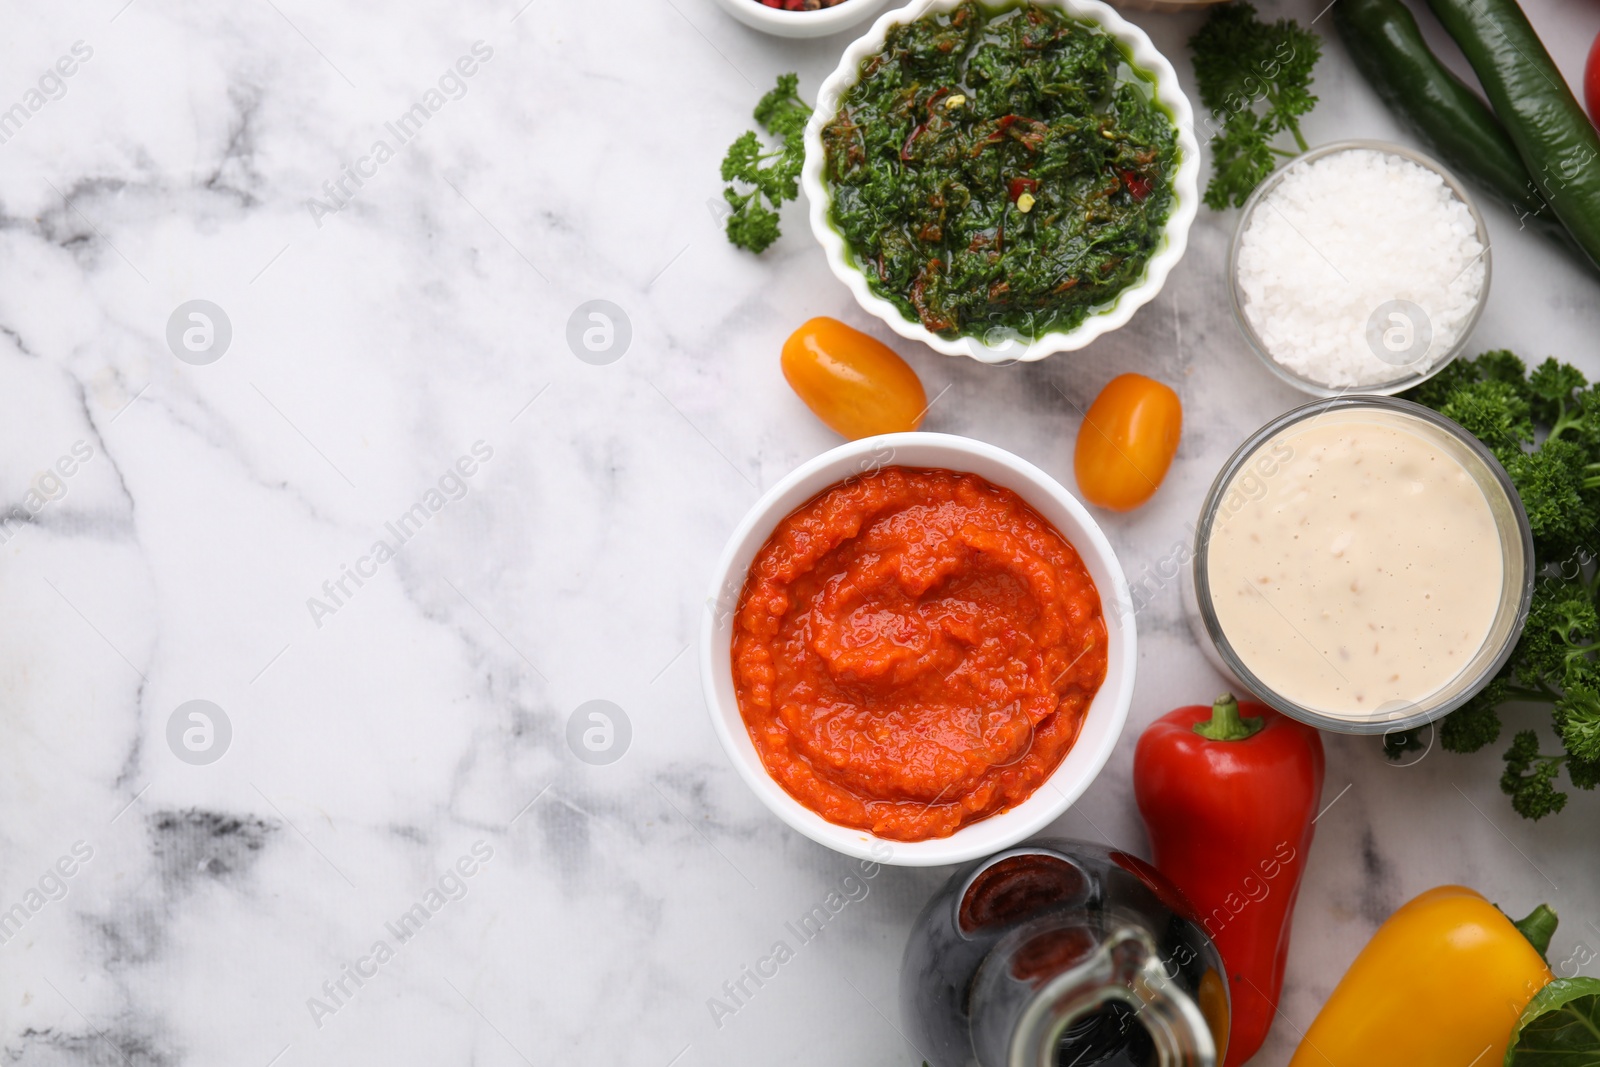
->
[802,0,1200,363]
[710,0,891,38]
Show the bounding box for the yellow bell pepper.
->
[1289,885,1556,1067]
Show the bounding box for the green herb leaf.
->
[724,188,781,255]
[1441,379,1534,465]
[1382,726,1428,761]
[1408,349,1530,409]
[1555,686,1600,763]
[1505,439,1597,561]
[1566,753,1600,789]
[753,73,807,134]
[1517,580,1600,687]
[1440,678,1504,753]
[721,131,764,184]
[721,74,812,254]
[1505,977,1600,1066]
[1189,2,1322,209]
[1529,358,1589,429]
[1501,730,1569,820]
[1203,114,1277,212]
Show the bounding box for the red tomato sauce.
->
[731,467,1108,841]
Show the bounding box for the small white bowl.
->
[802,0,1200,363]
[710,0,891,39]
[699,433,1137,867]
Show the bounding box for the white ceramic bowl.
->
[710,0,891,39]
[802,0,1200,363]
[699,433,1137,866]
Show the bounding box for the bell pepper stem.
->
[1192,693,1265,742]
[1511,903,1559,959]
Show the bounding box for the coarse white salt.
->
[1234,148,1487,389]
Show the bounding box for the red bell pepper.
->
[1133,694,1325,1067]
[1587,30,1600,127]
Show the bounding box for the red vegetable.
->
[1587,30,1600,126]
[1133,695,1325,1067]
[901,123,926,161]
[975,115,1020,151]
[1007,177,1039,202]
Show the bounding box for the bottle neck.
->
[975,923,1218,1067]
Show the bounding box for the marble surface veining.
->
[1,0,1598,1064]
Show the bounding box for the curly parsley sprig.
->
[1400,351,1600,819]
[1190,3,1322,210]
[720,74,812,254]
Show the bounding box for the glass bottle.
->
[901,839,1229,1067]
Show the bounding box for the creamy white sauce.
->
[1205,409,1503,717]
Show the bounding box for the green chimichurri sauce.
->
[822,1,1179,341]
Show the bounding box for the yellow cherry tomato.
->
[781,317,927,440]
[1073,373,1182,511]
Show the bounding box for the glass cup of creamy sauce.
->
[1190,397,1533,734]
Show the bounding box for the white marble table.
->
[1,0,1597,1064]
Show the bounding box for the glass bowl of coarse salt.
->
[1228,140,1491,397]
